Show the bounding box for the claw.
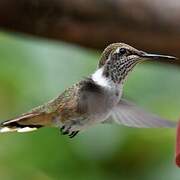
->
[60,125,79,138]
[60,125,70,135]
[62,130,69,135]
[60,125,65,130]
[69,131,79,138]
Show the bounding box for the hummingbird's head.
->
[98,43,177,84]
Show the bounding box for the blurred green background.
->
[0,32,180,180]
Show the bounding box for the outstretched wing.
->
[108,99,176,128]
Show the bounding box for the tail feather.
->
[0,112,51,133]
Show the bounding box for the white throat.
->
[92,67,123,89]
[92,67,123,100]
[92,68,110,88]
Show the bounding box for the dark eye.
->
[119,48,126,55]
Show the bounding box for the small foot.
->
[60,125,70,135]
[60,125,79,138]
[69,131,79,138]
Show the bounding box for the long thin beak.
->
[141,53,177,61]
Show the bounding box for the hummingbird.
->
[0,43,177,138]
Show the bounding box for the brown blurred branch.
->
[0,0,180,64]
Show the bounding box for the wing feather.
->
[108,99,176,128]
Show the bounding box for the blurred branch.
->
[0,0,180,64]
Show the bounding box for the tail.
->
[0,112,52,133]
